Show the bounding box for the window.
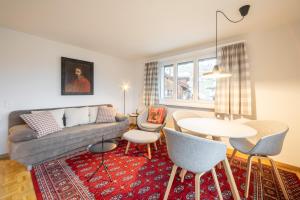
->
[163,65,174,98]
[198,58,217,101]
[160,53,217,108]
[177,61,194,100]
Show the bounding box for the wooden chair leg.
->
[179,169,187,183]
[125,142,130,154]
[153,142,158,151]
[258,158,264,200]
[211,168,223,200]
[229,149,237,163]
[269,158,289,200]
[195,173,203,200]
[163,164,178,200]
[245,155,254,198]
[147,144,151,159]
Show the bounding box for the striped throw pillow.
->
[96,106,116,123]
[20,111,62,138]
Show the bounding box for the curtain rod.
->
[146,39,246,63]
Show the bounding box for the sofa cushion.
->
[115,113,128,122]
[9,124,37,142]
[32,109,65,128]
[96,106,116,123]
[88,106,98,123]
[65,107,89,127]
[20,112,62,138]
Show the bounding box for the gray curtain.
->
[143,61,159,106]
[214,42,252,116]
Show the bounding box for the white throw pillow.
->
[21,111,62,138]
[65,107,89,127]
[88,106,98,123]
[32,109,65,128]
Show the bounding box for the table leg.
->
[213,136,241,200]
[87,161,102,182]
[212,136,223,169]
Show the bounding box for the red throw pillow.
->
[147,107,166,124]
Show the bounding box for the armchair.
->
[137,105,168,144]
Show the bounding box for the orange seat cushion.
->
[147,107,166,124]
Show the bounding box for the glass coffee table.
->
[87,136,118,182]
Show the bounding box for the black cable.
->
[215,10,245,59]
[217,10,244,23]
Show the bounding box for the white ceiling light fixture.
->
[203,5,250,79]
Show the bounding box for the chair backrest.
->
[137,105,167,126]
[164,128,226,173]
[246,120,289,156]
[172,110,214,132]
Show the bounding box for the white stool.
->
[123,129,160,159]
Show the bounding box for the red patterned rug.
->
[31,140,300,200]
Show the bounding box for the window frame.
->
[159,54,216,109]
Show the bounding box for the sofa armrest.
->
[115,113,128,122]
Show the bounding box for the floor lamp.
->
[122,84,129,115]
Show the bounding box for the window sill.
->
[159,99,215,110]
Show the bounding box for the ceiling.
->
[0,0,299,60]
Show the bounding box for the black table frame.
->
[87,136,118,182]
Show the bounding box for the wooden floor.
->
[0,150,299,200]
[0,159,36,200]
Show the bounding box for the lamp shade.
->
[202,64,232,79]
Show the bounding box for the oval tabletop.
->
[177,118,257,138]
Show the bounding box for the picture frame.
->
[61,57,94,95]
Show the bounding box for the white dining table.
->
[177,117,257,200]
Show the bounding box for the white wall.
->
[0,27,138,155]
[135,21,300,167]
[246,22,300,167]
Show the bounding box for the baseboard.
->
[226,148,300,174]
[0,153,9,160]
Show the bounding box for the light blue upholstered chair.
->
[229,120,289,199]
[163,128,226,200]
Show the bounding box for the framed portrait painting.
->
[61,57,94,95]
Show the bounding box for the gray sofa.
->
[8,104,129,168]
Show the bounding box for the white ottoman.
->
[123,129,160,159]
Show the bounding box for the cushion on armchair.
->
[140,122,162,130]
[147,107,166,124]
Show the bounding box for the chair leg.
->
[179,169,187,183]
[211,168,223,200]
[163,164,178,200]
[160,129,165,145]
[245,155,254,198]
[229,149,237,164]
[125,142,131,154]
[153,142,158,151]
[147,144,151,159]
[195,173,203,200]
[268,158,289,200]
